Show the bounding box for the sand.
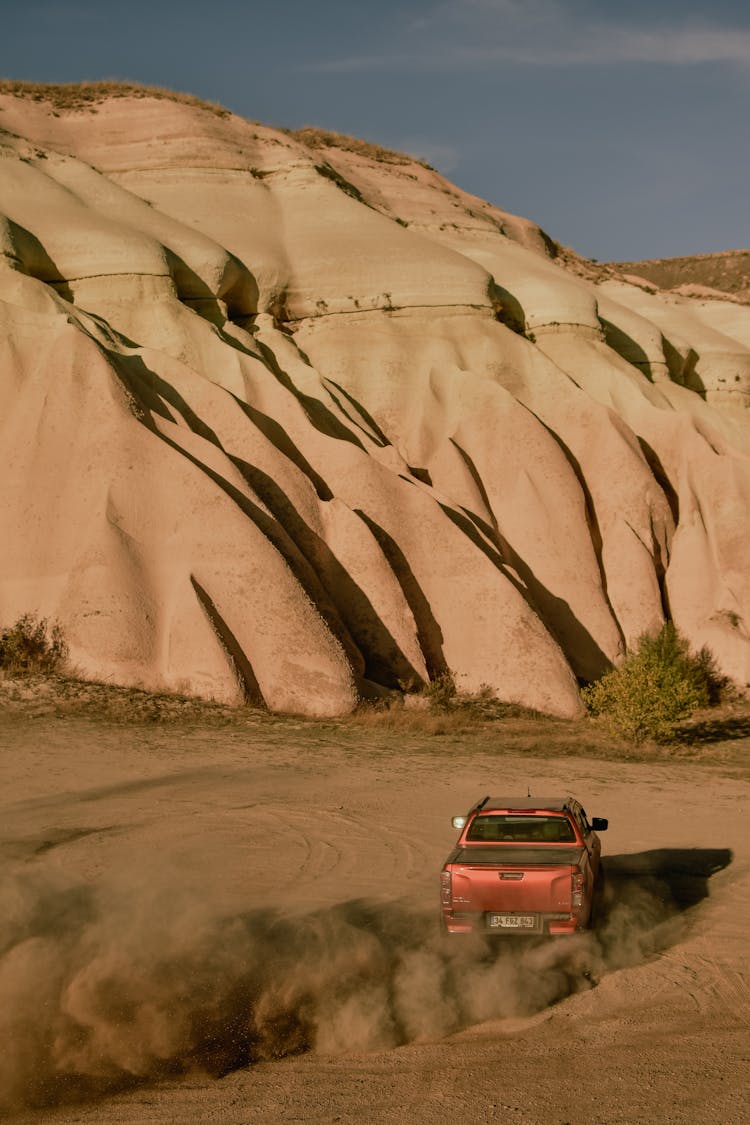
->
[1,706,748,1124]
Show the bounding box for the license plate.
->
[488,914,536,929]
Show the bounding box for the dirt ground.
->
[1,701,749,1124]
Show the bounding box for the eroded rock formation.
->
[1,85,748,715]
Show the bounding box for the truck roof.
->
[480,797,573,812]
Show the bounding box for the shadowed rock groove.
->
[190,576,266,706]
[108,347,423,692]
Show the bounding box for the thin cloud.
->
[305,53,431,75]
[306,2,750,74]
[465,26,750,67]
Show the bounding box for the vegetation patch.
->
[0,618,744,764]
[290,126,422,166]
[313,162,365,203]
[351,673,545,737]
[0,80,232,117]
[582,623,727,743]
[0,613,68,676]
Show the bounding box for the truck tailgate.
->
[451,862,574,913]
[447,846,585,915]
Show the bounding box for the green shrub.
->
[581,623,724,742]
[0,613,68,676]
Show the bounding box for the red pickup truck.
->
[440,796,608,936]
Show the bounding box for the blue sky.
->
[2,0,749,260]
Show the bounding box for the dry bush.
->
[0,614,68,676]
[349,703,474,737]
[350,675,542,736]
[421,674,542,720]
[421,670,458,711]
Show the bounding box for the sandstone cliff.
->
[1,84,748,715]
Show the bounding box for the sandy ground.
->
[1,710,748,1124]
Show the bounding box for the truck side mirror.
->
[451,816,467,830]
[591,817,608,831]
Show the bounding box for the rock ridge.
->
[0,84,748,714]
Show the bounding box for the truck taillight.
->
[441,870,452,907]
[571,870,584,909]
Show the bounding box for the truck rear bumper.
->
[442,911,584,936]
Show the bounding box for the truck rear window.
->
[465,815,576,843]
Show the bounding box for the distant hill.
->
[609,250,750,302]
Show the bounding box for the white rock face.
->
[1,90,749,714]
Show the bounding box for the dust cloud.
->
[0,862,685,1111]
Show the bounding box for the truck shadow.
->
[601,847,733,913]
[451,846,733,972]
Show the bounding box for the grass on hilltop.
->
[288,126,434,169]
[0,80,232,117]
[0,80,442,171]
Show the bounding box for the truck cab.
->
[441,796,608,936]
